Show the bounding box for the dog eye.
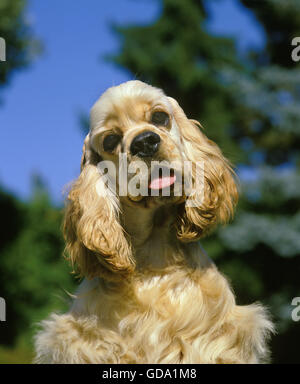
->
[103,134,121,152]
[151,111,169,126]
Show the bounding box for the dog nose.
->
[130,131,160,158]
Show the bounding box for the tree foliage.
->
[0,182,75,348]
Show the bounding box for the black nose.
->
[130,131,160,158]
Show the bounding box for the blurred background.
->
[0,0,299,364]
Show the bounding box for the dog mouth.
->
[126,166,183,205]
[148,168,177,191]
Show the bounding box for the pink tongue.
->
[149,175,176,190]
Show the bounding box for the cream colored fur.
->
[34,81,274,364]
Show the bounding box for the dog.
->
[34,80,273,363]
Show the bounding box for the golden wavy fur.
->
[34,80,274,363]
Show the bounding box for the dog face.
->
[88,80,185,207]
[64,81,238,280]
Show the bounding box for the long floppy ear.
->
[64,134,135,281]
[168,97,238,242]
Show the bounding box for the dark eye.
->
[103,134,121,152]
[151,111,169,126]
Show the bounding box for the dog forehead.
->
[106,98,151,128]
[90,81,170,132]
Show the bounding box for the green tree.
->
[0,180,75,348]
[111,0,300,363]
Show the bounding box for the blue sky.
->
[0,0,265,203]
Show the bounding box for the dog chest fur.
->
[35,262,273,363]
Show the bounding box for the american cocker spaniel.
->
[34,80,273,364]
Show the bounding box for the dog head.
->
[64,80,238,280]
